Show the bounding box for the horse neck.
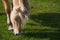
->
[13,0,19,7]
[13,0,25,11]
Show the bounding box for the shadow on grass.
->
[25,13,60,40]
[23,30,60,40]
[0,12,6,16]
[30,13,60,28]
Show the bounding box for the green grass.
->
[0,0,60,40]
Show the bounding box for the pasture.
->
[0,0,60,40]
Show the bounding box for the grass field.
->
[0,0,60,40]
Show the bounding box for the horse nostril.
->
[15,32,22,36]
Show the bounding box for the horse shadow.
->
[30,13,60,28]
[23,13,60,40]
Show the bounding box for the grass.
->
[0,0,60,40]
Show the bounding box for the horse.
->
[2,0,31,35]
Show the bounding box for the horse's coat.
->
[2,0,31,35]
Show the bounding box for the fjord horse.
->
[2,0,31,35]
